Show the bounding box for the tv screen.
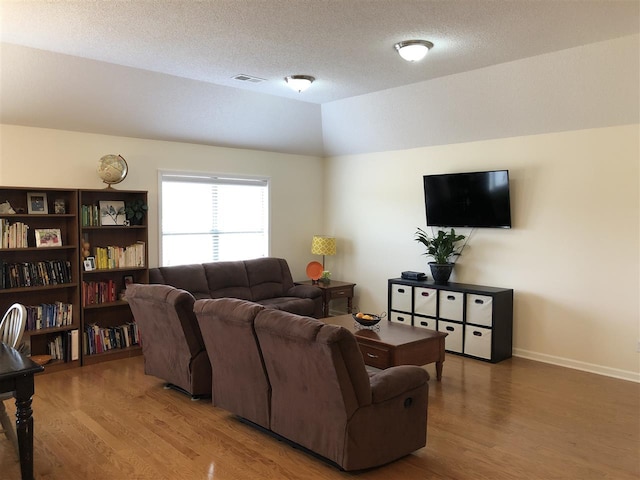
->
[423,170,512,228]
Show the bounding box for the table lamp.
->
[311,235,336,270]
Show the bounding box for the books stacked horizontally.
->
[1,219,29,248]
[0,259,73,289]
[25,302,74,330]
[83,322,140,355]
[93,241,145,269]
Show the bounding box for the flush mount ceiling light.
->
[394,40,434,62]
[285,75,315,93]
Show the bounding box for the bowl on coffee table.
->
[352,312,385,327]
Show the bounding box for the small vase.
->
[429,263,454,285]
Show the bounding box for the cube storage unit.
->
[388,278,513,362]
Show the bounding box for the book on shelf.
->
[83,322,140,355]
[25,302,73,331]
[70,329,79,361]
[82,280,117,306]
[81,204,101,227]
[47,329,79,362]
[1,219,29,248]
[92,241,145,269]
[0,259,72,289]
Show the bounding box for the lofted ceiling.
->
[1,0,638,155]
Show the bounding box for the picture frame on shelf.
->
[35,228,62,248]
[54,199,66,214]
[99,200,126,226]
[123,274,134,286]
[27,192,48,214]
[84,256,96,271]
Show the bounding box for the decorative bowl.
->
[352,312,385,327]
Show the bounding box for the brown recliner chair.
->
[254,309,430,471]
[193,298,271,428]
[126,284,212,398]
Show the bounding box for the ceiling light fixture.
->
[285,75,315,93]
[394,40,434,62]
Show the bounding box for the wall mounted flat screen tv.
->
[423,170,512,228]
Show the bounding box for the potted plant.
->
[125,199,148,225]
[414,227,466,284]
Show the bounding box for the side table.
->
[295,280,356,318]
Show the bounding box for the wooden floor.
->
[1,354,638,480]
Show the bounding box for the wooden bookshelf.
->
[0,186,81,373]
[79,188,148,366]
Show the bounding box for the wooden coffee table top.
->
[325,314,446,346]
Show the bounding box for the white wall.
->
[322,34,639,156]
[321,34,640,381]
[0,125,324,278]
[0,43,325,157]
[325,124,639,380]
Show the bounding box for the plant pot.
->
[429,262,454,285]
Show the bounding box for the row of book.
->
[93,241,145,269]
[25,302,74,331]
[0,259,73,289]
[1,219,29,248]
[47,330,80,362]
[83,322,140,355]
[82,280,118,306]
[80,204,102,227]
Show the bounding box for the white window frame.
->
[158,170,270,266]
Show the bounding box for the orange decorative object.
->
[306,261,323,281]
[30,355,52,366]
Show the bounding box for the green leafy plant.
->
[414,227,466,264]
[125,199,148,224]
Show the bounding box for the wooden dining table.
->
[0,342,44,480]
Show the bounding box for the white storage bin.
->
[391,284,412,313]
[438,290,463,321]
[438,320,463,353]
[466,294,493,327]
[390,311,412,325]
[414,287,437,317]
[464,325,492,360]
[414,316,436,330]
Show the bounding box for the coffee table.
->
[324,315,447,381]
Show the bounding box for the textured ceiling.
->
[2,0,639,105]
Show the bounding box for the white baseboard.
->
[513,348,640,383]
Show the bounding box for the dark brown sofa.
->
[150,257,323,318]
[194,297,430,471]
[126,284,212,398]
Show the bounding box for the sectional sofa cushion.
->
[150,257,322,318]
[126,284,212,397]
[253,308,430,471]
[194,298,271,428]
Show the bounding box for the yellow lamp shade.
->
[311,236,336,256]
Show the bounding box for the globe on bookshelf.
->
[97,154,128,187]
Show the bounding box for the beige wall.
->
[325,124,639,380]
[1,124,638,380]
[0,125,325,278]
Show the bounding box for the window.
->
[160,172,269,266]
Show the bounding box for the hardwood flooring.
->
[1,354,638,479]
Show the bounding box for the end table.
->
[295,280,356,318]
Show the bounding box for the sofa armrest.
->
[287,285,322,299]
[369,365,429,404]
